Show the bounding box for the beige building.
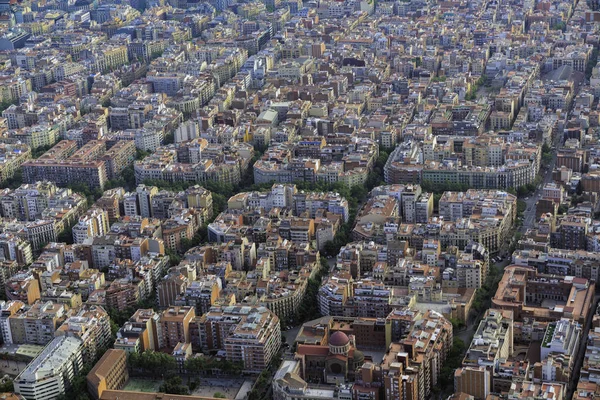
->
[8,301,66,345]
[55,305,112,364]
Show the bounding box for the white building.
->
[541,318,581,361]
[14,336,83,400]
[134,128,163,152]
[175,120,200,143]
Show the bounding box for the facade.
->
[160,306,195,349]
[540,318,581,361]
[55,305,112,364]
[87,349,129,400]
[21,140,136,190]
[197,305,281,372]
[0,143,31,185]
[114,309,162,353]
[14,336,84,400]
[456,309,514,399]
[455,367,492,400]
[273,360,353,400]
[8,301,66,345]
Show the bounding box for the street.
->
[520,154,556,233]
[455,257,512,345]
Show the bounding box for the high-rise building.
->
[136,185,159,218]
[454,366,492,400]
[8,301,66,345]
[197,305,281,372]
[55,305,112,363]
[160,306,195,349]
[14,336,84,400]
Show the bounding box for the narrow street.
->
[520,154,556,233]
[456,257,512,344]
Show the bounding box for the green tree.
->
[514,232,522,242]
[350,185,368,202]
[166,248,181,267]
[132,350,177,378]
[184,357,206,374]
[0,379,14,392]
[0,169,23,190]
[323,240,338,257]
[160,376,189,395]
[449,317,465,331]
[31,144,55,158]
[542,143,551,154]
[296,257,331,323]
[517,186,529,197]
[136,149,151,160]
[517,200,527,215]
[247,389,261,400]
[0,99,16,113]
[109,319,119,340]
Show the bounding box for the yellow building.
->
[87,349,129,400]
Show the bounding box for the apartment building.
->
[0,300,25,344]
[581,327,600,384]
[507,382,565,400]
[454,366,492,400]
[8,301,67,345]
[14,336,84,400]
[273,360,353,400]
[197,305,281,372]
[55,305,112,364]
[157,272,190,308]
[540,318,581,361]
[95,189,123,224]
[257,269,310,322]
[552,215,589,251]
[0,181,59,221]
[5,272,41,305]
[114,308,162,354]
[21,140,136,190]
[87,349,129,400]
[0,143,31,185]
[384,310,453,400]
[9,124,59,150]
[160,306,195,349]
[72,208,110,244]
[455,309,514,399]
[174,277,221,316]
[439,190,517,223]
[101,140,136,180]
[0,234,33,266]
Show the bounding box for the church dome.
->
[329,331,350,347]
